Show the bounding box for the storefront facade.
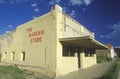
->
[0,5,108,76]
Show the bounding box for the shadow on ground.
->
[55,61,113,79]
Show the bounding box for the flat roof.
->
[59,36,108,49]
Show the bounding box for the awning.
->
[59,36,108,49]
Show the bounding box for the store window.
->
[85,49,95,57]
[63,46,76,57]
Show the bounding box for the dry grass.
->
[100,59,120,79]
[0,65,44,79]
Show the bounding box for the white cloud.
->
[8,25,13,28]
[107,23,118,30]
[84,0,93,6]
[49,0,61,6]
[63,7,76,17]
[63,7,76,18]
[63,7,67,13]
[69,10,76,17]
[33,8,39,12]
[106,22,120,40]
[0,0,5,4]
[49,1,54,6]
[5,31,10,33]
[70,0,83,6]
[32,16,37,19]
[69,0,93,6]
[31,3,37,7]
[100,35,104,38]
[56,0,60,3]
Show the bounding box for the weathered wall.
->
[0,4,100,77]
[62,13,94,38]
[1,11,57,71]
[60,57,78,75]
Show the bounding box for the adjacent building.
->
[114,46,120,58]
[0,5,108,76]
[96,44,116,59]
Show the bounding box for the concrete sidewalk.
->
[55,61,113,79]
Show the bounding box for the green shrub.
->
[97,55,112,63]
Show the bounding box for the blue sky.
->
[0,0,120,46]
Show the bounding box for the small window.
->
[10,52,15,60]
[12,52,15,60]
[20,51,25,61]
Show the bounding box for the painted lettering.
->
[30,37,42,43]
[29,30,44,38]
[26,27,45,43]
[26,27,32,32]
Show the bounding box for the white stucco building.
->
[0,5,108,77]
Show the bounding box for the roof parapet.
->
[55,4,62,12]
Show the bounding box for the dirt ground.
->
[55,61,113,79]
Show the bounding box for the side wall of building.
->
[0,12,57,72]
[96,50,110,58]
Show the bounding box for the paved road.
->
[55,61,113,79]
